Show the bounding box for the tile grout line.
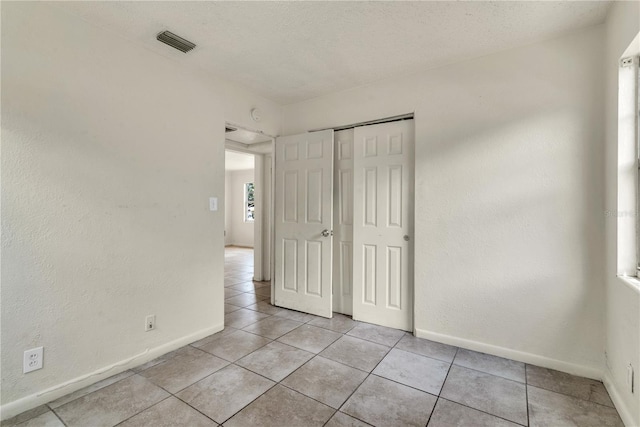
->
[324,335,398,426]
[525,383,622,410]
[47,404,69,427]
[448,362,527,385]
[435,397,529,427]
[425,346,459,426]
[111,395,176,427]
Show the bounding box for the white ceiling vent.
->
[156,30,196,53]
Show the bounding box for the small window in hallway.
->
[245,182,255,222]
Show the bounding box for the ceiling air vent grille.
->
[156,31,196,53]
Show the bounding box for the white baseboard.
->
[603,372,639,427]
[414,328,602,380]
[0,323,224,421]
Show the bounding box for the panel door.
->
[333,129,354,315]
[352,120,414,331]
[274,130,334,318]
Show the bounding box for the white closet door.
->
[333,129,354,315]
[274,130,334,318]
[352,120,414,331]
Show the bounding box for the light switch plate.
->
[209,197,218,211]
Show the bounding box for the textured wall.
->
[1,2,281,416]
[604,1,640,425]
[283,25,606,374]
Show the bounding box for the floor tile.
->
[225,293,266,307]
[373,348,450,395]
[282,356,368,409]
[528,385,623,427]
[224,385,334,427]
[440,365,527,425]
[274,309,318,323]
[242,316,302,339]
[394,334,457,363]
[526,364,614,406]
[131,348,184,373]
[139,346,228,393]
[224,277,244,287]
[324,411,371,427]
[254,287,271,298]
[589,382,616,407]
[246,301,285,316]
[225,268,253,282]
[308,313,358,333]
[320,335,390,372]
[229,282,262,293]
[224,288,243,299]
[16,411,64,427]
[341,375,437,427]
[49,370,135,408]
[454,348,525,382]
[428,398,521,427]
[236,341,314,382]
[2,410,64,427]
[224,308,270,329]
[197,329,271,362]
[118,397,216,427]
[224,303,242,314]
[176,365,274,424]
[346,322,405,347]
[54,375,169,427]
[1,405,50,427]
[277,324,342,353]
[190,327,238,349]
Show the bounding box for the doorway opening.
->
[223,124,278,322]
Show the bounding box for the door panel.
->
[333,129,354,315]
[274,130,334,318]
[353,120,414,331]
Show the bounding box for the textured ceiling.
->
[225,150,254,171]
[54,1,611,105]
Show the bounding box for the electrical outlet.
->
[145,315,156,332]
[621,57,634,67]
[23,347,43,373]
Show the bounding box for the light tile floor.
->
[3,247,624,427]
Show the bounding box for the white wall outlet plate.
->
[209,197,218,211]
[145,315,156,332]
[23,347,43,373]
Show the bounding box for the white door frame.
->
[268,114,416,330]
[224,124,276,282]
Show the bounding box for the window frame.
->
[637,64,640,276]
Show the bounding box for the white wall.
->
[226,169,255,247]
[283,25,606,376]
[0,2,281,418]
[604,2,640,425]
